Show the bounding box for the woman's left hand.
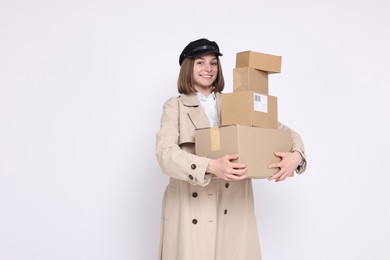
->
[268,151,302,182]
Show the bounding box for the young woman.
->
[155,38,307,260]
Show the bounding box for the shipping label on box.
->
[236,51,282,73]
[233,67,268,94]
[195,125,293,179]
[253,93,268,113]
[221,91,278,129]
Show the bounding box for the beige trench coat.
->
[155,93,306,260]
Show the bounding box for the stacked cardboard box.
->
[222,51,282,128]
[195,51,293,179]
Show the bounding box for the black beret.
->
[179,38,223,66]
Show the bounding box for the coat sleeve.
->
[155,97,212,186]
[278,122,307,174]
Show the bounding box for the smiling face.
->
[192,53,218,96]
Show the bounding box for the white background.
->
[1,0,389,259]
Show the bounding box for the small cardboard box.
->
[236,51,282,73]
[221,91,278,129]
[195,125,293,179]
[233,67,268,94]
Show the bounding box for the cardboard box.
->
[221,91,278,129]
[195,125,293,179]
[236,51,282,73]
[233,67,268,94]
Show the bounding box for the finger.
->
[268,169,283,181]
[225,154,239,161]
[268,162,281,169]
[276,170,294,182]
[226,167,247,180]
[270,165,290,180]
[273,151,287,158]
[232,168,246,176]
[276,174,287,182]
[230,162,246,169]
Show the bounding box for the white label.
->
[253,93,268,113]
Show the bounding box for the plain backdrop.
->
[1,0,390,259]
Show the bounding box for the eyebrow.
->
[195,57,218,61]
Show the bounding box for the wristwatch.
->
[298,158,305,167]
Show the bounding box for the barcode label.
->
[253,93,268,113]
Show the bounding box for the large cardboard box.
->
[236,51,282,73]
[221,91,278,129]
[233,67,268,94]
[195,125,293,179]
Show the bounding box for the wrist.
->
[293,151,304,166]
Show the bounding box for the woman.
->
[155,38,307,260]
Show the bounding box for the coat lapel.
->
[180,94,213,129]
[180,93,220,129]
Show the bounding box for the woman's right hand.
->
[206,154,247,181]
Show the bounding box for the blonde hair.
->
[177,56,225,94]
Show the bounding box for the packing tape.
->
[210,127,220,151]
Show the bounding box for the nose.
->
[204,63,212,72]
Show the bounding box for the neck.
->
[195,86,212,97]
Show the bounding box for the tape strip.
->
[210,127,220,151]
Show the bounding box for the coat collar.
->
[180,92,221,107]
[180,93,201,107]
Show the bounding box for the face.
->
[192,53,218,94]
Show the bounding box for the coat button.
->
[224,209,228,215]
[225,183,230,188]
[192,219,198,224]
[189,174,194,180]
[191,164,196,170]
[192,192,198,198]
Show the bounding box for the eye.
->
[196,61,204,65]
[211,61,218,66]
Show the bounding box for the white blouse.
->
[196,92,219,127]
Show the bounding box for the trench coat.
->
[155,93,306,260]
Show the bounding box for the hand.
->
[268,151,302,182]
[207,154,247,181]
